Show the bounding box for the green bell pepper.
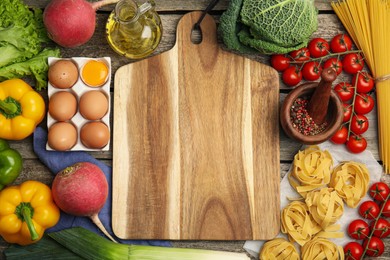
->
[0,139,22,190]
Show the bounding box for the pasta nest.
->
[289,146,333,197]
[305,188,344,229]
[259,238,299,260]
[281,201,321,246]
[329,161,370,208]
[301,237,344,260]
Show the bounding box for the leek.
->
[49,227,250,260]
[5,235,82,260]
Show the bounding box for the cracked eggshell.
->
[46,57,111,151]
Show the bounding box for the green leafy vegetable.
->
[6,227,250,259]
[219,0,318,54]
[0,48,60,89]
[0,0,60,89]
[218,0,256,54]
[5,235,83,260]
[47,227,249,260]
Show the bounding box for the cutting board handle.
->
[176,11,218,49]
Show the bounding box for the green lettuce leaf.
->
[0,24,43,67]
[0,0,60,89]
[0,48,60,90]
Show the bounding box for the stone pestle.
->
[307,67,338,125]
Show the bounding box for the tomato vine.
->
[361,192,390,257]
[271,33,376,153]
[345,182,390,259]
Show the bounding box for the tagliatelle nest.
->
[301,237,344,260]
[329,161,370,208]
[281,201,321,246]
[259,238,299,260]
[305,188,344,229]
[288,146,333,197]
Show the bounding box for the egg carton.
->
[46,57,111,151]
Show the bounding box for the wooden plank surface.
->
[1,0,389,259]
[112,12,280,240]
[24,0,334,11]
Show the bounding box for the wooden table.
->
[1,0,389,259]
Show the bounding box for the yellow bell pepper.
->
[0,79,45,140]
[0,180,60,245]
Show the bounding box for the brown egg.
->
[80,121,110,149]
[48,60,79,89]
[49,91,77,121]
[79,91,108,120]
[48,122,78,151]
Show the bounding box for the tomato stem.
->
[289,49,362,65]
[347,71,362,140]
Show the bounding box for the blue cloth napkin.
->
[33,127,171,246]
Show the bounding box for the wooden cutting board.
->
[112,11,280,240]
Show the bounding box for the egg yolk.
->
[81,60,109,87]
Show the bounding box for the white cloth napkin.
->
[243,141,383,258]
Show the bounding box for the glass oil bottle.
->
[106,0,162,59]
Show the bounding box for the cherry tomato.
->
[343,53,364,74]
[323,57,343,75]
[344,242,364,260]
[308,37,330,58]
[359,200,380,219]
[381,200,390,218]
[334,82,354,101]
[363,236,385,257]
[352,72,375,93]
[302,61,322,81]
[282,66,302,87]
[289,47,310,62]
[331,126,348,144]
[343,103,352,122]
[350,114,369,135]
[270,54,291,72]
[330,34,353,53]
[346,135,367,153]
[348,219,370,240]
[370,218,390,238]
[369,182,390,201]
[354,94,374,115]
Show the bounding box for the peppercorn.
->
[289,97,328,136]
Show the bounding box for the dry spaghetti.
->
[329,161,370,208]
[288,146,333,197]
[332,0,390,173]
[259,238,299,260]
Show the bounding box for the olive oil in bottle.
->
[106,0,162,59]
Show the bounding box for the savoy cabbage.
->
[219,0,318,54]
